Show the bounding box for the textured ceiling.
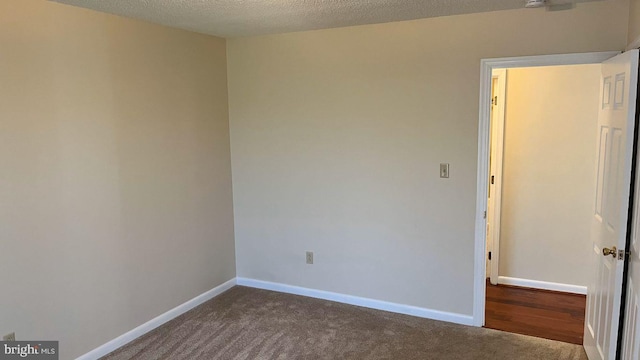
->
[53,0,591,38]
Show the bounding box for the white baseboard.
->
[76,278,236,360]
[497,276,587,295]
[78,276,475,359]
[236,277,474,326]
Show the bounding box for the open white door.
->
[487,69,506,286]
[584,49,639,360]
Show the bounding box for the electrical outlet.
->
[3,332,15,341]
[306,251,313,264]
[440,163,450,178]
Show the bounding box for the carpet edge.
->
[236,277,474,326]
[76,278,237,360]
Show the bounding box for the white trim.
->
[497,276,587,295]
[473,51,619,327]
[488,68,506,286]
[237,277,474,326]
[627,35,640,51]
[478,52,620,70]
[75,278,236,360]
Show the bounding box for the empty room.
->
[2,0,640,359]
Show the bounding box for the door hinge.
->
[483,211,487,219]
[488,251,492,260]
[491,96,498,106]
[491,175,495,185]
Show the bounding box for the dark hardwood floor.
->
[484,280,586,345]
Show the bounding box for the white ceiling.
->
[53,0,590,38]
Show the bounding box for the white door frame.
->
[487,68,506,286]
[473,51,620,327]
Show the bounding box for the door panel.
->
[595,127,609,219]
[584,49,639,360]
[622,282,639,359]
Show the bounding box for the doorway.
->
[473,52,619,326]
[473,51,640,360]
[483,63,600,344]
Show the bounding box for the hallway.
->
[485,280,586,345]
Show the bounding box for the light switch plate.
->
[440,163,449,178]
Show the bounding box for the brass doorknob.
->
[603,246,617,257]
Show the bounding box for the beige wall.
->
[0,1,235,358]
[498,65,600,287]
[629,0,640,47]
[228,1,629,316]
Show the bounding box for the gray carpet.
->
[101,286,588,359]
